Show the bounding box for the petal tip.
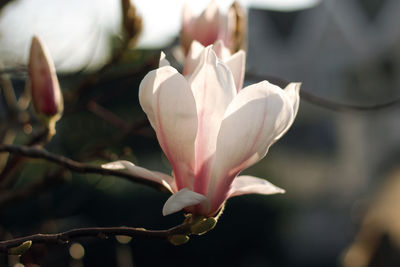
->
[162,188,208,216]
[159,51,170,67]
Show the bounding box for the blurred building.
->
[246,0,400,266]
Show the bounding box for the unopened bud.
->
[29,36,63,135]
[8,240,32,255]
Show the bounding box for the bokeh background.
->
[1,0,400,266]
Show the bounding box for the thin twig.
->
[300,89,400,112]
[245,72,400,112]
[0,129,50,189]
[0,223,190,253]
[87,101,131,131]
[0,144,167,192]
[0,61,18,113]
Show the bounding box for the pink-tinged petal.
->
[192,0,220,47]
[139,66,198,190]
[162,188,208,216]
[183,40,205,76]
[212,40,231,60]
[228,175,285,199]
[208,81,298,212]
[159,51,170,68]
[224,50,245,91]
[102,160,177,193]
[188,46,236,195]
[29,36,63,116]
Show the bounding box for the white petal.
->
[285,82,301,114]
[162,188,208,216]
[224,50,246,92]
[102,160,177,193]
[139,66,198,190]
[212,40,231,60]
[228,175,285,198]
[159,52,170,68]
[208,81,297,211]
[188,46,236,195]
[274,82,301,141]
[183,40,205,76]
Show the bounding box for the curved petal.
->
[208,81,298,212]
[188,46,236,195]
[273,82,301,141]
[139,66,198,190]
[213,40,231,60]
[159,51,170,68]
[193,0,220,47]
[227,175,285,199]
[102,160,177,193]
[224,50,245,92]
[183,40,205,76]
[162,188,208,216]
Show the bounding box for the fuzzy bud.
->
[29,36,63,134]
[8,240,32,255]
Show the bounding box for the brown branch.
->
[0,61,18,114]
[0,223,191,253]
[0,144,168,192]
[87,101,131,131]
[245,72,400,112]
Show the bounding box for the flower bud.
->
[8,240,32,255]
[180,0,248,55]
[29,36,63,134]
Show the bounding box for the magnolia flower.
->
[29,36,63,131]
[181,0,247,55]
[103,44,300,217]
